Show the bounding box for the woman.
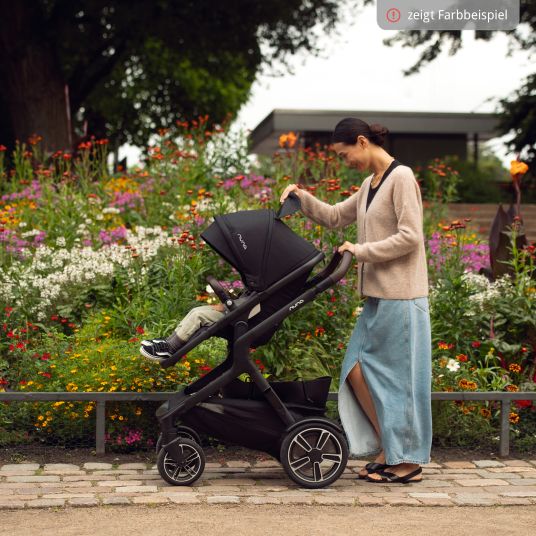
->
[279,118,432,484]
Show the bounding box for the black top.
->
[366,159,401,212]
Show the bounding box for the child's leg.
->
[174,305,225,342]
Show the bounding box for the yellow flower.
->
[508,364,522,373]
[505,384,519,392]
[37,415,44,421]
[509,412,520,424]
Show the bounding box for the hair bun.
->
[368,123,389,146]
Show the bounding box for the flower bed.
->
[0,124,535,452]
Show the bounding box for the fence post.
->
[499,399,511,457]
[96,400,106,454]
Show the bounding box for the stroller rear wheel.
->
[280,422,348,489]
[157,438,205,486]
[156,425,201,454]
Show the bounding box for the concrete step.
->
[444,204,536,241]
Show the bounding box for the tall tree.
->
[0,0,343,154]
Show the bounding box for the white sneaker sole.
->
[139,346,164,361]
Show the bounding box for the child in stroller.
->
[139,287,261,361]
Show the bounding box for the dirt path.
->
[2,505,534,536]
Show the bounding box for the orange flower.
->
[278,131,297,149]
[510,160,529,177]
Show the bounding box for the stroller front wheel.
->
[157,438,205,486]
[280,422,348,489]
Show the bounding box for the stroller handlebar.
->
[327,250,353,284]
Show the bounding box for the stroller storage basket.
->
[220,376,332,408]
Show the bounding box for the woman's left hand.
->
[338,241,357,256]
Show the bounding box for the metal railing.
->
[1,391,535,456]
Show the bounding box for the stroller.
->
[154,193,353,489]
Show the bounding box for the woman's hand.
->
[338,241,357,256]
[279,184,302,204]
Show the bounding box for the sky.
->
[118,3,533,167]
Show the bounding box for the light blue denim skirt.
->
[338,296,432,465]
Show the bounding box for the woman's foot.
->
[357,451,386,479]
[366,462,422,483]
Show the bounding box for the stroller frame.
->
[155,248,353,488]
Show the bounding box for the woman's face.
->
[333,136,371,171]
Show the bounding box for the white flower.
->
[446,359,460,372]
[102,207,120,215]
[96,214,104,221]
[56,237,66,247]
[18,221,27,228]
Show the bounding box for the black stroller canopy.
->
[201,209,320,291]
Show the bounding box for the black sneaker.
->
[140,341,172,361]
[140,338,166,347]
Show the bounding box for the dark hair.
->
[332,117,389,147]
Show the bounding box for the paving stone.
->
[205,478,256,486]
[6,476,60,483]
[473,460,506,468]
[487,467,536,473]
[496,498,533,505]
[501,460,532,467]
[120,474,161,481]
[455,479,509,487]
[167,494,202,504]
[508,479,536,486]
[475,470,522,479]
[417,498,455,506]
[42,493,95,499]
[443,462,476,469]
[43,464,79,471]
[158,484,195,492]
[500,490,536,497]
[101,496,131,505]
[91,470,138,476]
[60,481,94,488]
[422,463,443,469]
[0,470,37,477]
[68,498,100,507]
[117,485,158,493]
[356,495,384,506]
[408,492,450,499]
[97,480,143,487]
[117,463,147,470]
[131,495,169,504]
[1,464,40,471]
[0,500,26,509]
[207,495,241,504]
[314,496,356,506]
[245,496,282,505]
[26,498,66,508]
[83,463,113,470]
[452,496,497,506]
[277,495,314,505]
[63,475,114,482]
[0,483,37,489]
[384,497,421,506]
[198,486,241,493]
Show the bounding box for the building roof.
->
[249,109,501,154]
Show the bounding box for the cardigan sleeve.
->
[298,188,361,229]
[352,172,424,263]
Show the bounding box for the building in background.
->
[249,109,500,168]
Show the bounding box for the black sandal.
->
[357,462,389,480]
[365,466,422,484]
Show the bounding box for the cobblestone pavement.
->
[1,458,536,509]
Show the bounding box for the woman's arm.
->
[350,172,424,263]
[298,188,361,229]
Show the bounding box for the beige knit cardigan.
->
[298,165,429,299]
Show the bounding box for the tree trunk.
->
[0,0,71,154]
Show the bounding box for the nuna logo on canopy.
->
[236,233,247,250]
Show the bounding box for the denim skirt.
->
[338,296,432,465]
